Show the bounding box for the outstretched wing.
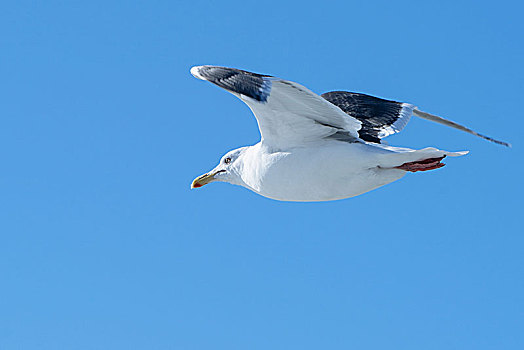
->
[321,91,414,144]
[322,91,510,147]
[190,66,362,149]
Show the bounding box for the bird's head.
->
[191,147,247,189]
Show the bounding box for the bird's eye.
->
[224,157,232,164]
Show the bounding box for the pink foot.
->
[395,156,446,172]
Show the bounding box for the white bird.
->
[190,65,509,202]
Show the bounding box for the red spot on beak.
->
[192,183,202,188]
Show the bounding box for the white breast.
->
[238,141,406,202]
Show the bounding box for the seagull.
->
[190,65,509,202]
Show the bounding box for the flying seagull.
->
[190,65,509,202]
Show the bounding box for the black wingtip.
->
[190,65,273,102]
[478,133,511,147]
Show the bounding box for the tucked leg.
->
[395,156,446,172]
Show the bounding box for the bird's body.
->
[227,141,464,201]
[190,65,507,202]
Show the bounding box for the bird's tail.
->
[376,146,468,169]
[413,108,511,147]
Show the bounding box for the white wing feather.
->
[192,66,361,149]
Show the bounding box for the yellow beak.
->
[191,171,220,189]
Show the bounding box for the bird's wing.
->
[190,66,362,149]
[411,109,510,147]
[322,91,510,147]
[321,91,414,143]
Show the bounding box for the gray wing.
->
[191,66,362,149]
[322,91,510,147]
[321,91,414,143]
[411,109,510,147]
[191,65,273,102]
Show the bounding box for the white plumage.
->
[190,65,507,202]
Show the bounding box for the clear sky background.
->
[1,1,523,349]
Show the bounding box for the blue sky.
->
[1,0,523,349]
